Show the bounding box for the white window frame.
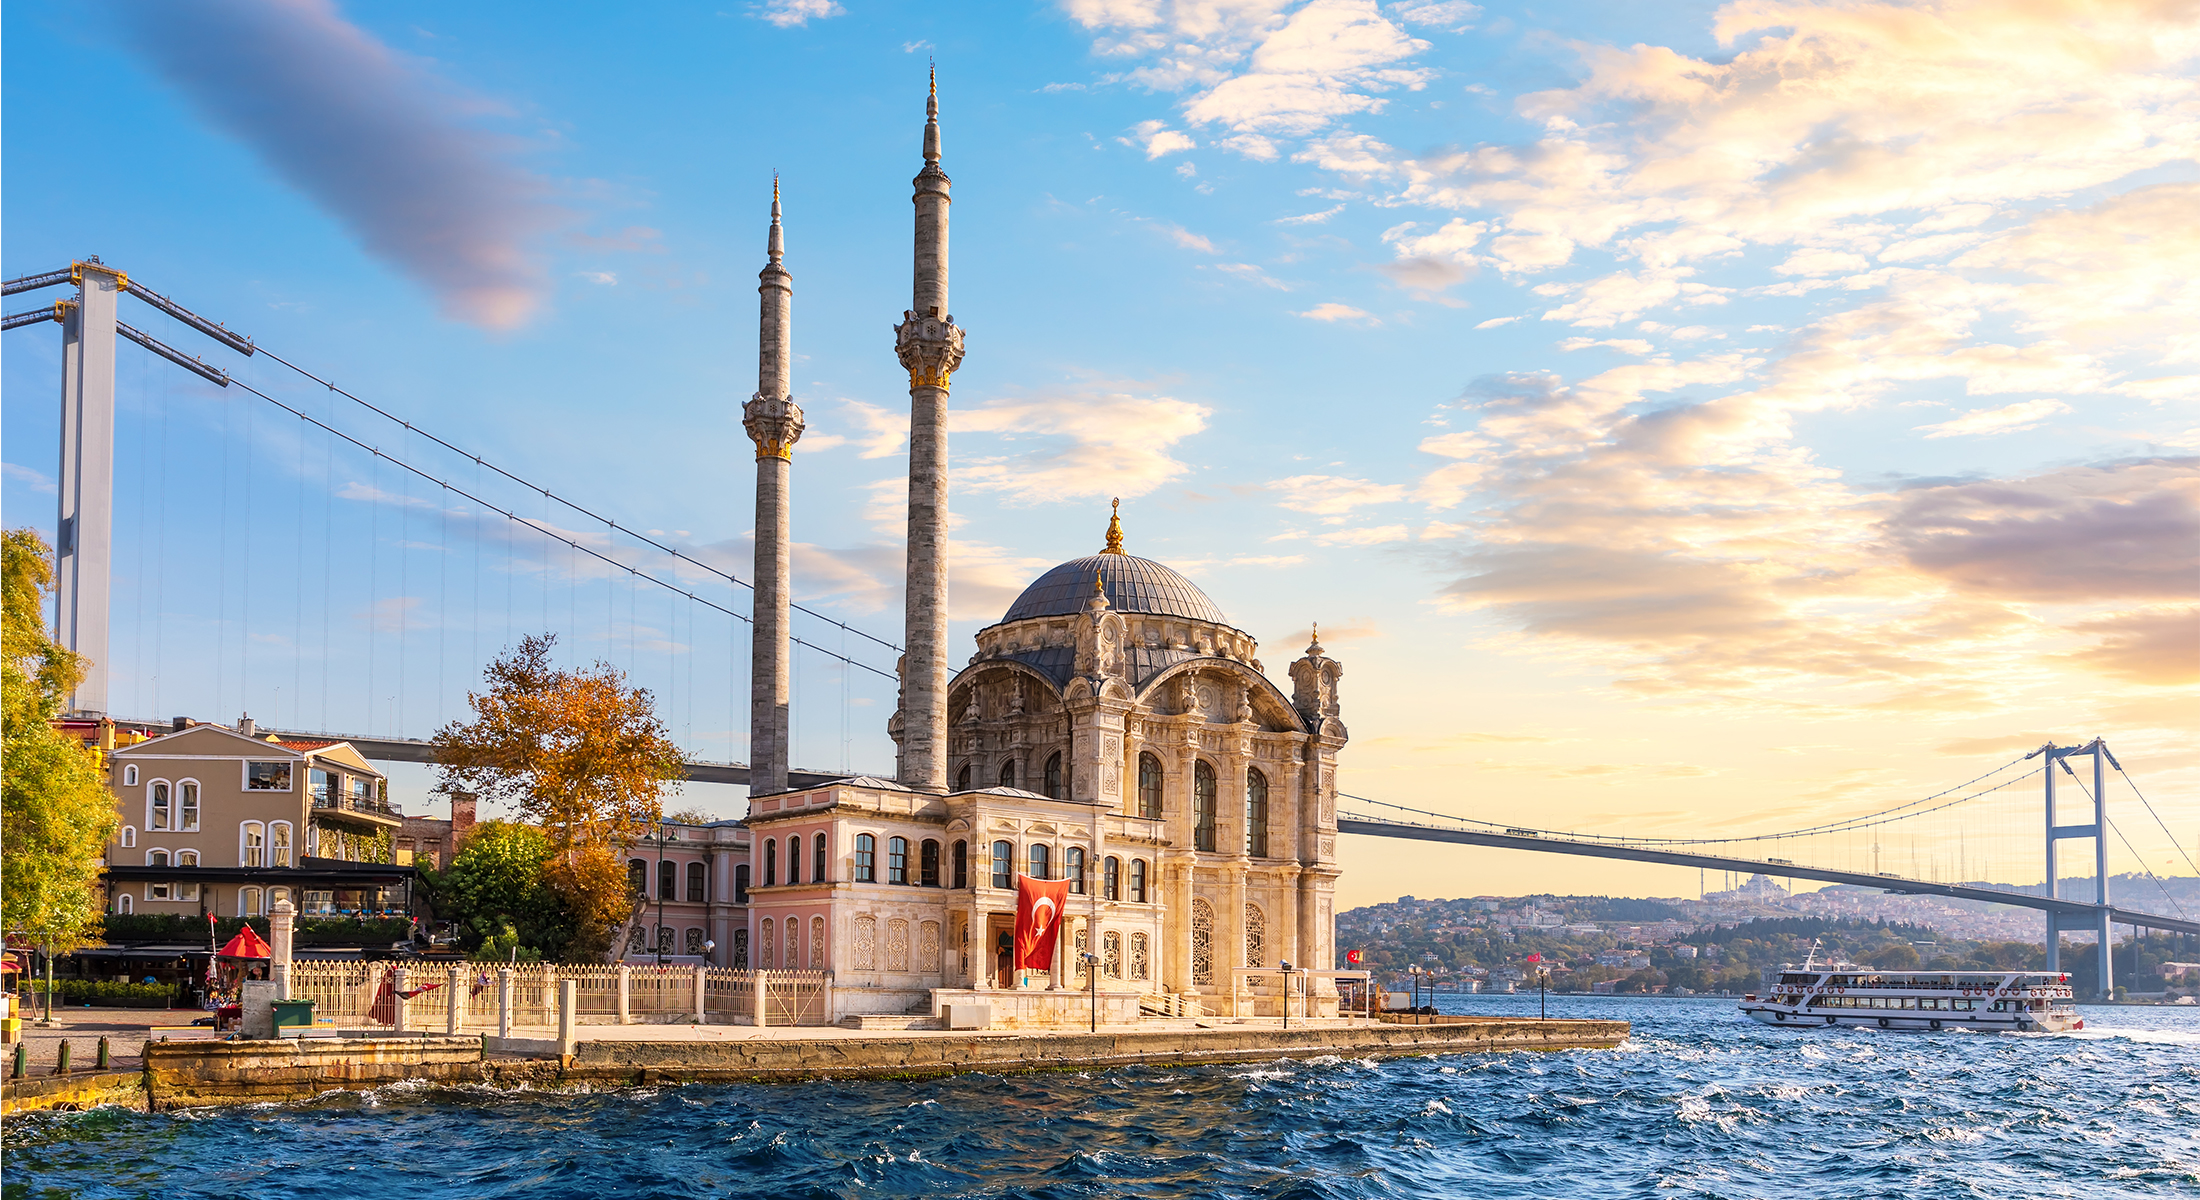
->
[244,760,294,792]
[120,825,137,849]
[177,779,201,832]
[240,821,266,868]
[147,779,171,831]
[269,821,294,867]
[116,893,134,914]
[122,764,138,786]
[146,851,171,901]
[240,887,263,918]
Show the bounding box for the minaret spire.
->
[745,178,804,795]
[894,72,966,794]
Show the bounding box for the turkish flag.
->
[1014,875,1072,971]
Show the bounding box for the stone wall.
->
[0,1070,146,1115]
[142,1037,484,1110]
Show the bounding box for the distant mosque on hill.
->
[734,74,1351,1021]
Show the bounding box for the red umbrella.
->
[217,926,273,959]
[0,953,23,973]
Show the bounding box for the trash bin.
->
[272,999,315,1036]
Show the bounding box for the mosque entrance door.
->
[988,913,1015,988]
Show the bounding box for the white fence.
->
[286,962,835,1029]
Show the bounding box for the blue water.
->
[7,996,2197,1198]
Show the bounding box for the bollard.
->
[53,1040,70,1076]
[97,1036,111,1070]
[753,970,769,1028]
[391,967,410,1034]
[693,963,707,1024]
[617,963,631,1025]
[11,1042,25,1078]
[557,979,577,1059]
[497,968,513,1040]
[446,965,463,1036]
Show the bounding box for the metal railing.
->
[284,961,836,1028]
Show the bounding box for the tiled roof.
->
[998,554,1229,626]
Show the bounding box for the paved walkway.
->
[5,1010,225,1075]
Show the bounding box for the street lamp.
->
[1279,960,1293,1030]
[1081,953,1100,1032]
[704,939,717,968]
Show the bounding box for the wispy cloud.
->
[113,0,565,329]
[1299,302,1378,323]
[753,0,845,28]
[1914,398,2071,439]
[953,384,1212,504]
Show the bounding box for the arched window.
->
[178,781,201,832]
[241,887,264,918]
[1043,753,1064,800]
[1103,856,1120,900]
[123,764,138,787]
[952,840,968,889]
[628,923,648,955]
[854,833,876,882]
[147,851,171,900]
[241,822,266,868]
[1138,753,1164,819]
[1191,897,1215,985]
[956,764,972,792]
[1065,846,1086,894]
[734,863,751,904]
[888,836,910,885]
[814,833,828,883]
[116,893,134,915]
[1028,843,1050,881]
[811,916,826,970]
[1245,768,1269,858]
[734,928,749,968]
[178,849,202,900]
[1192,762,1217,852]
[998,759,1017,789]
[1245,903,1267,968]
[149,781,171,831]
[686,862,706,902]
[991,840,1013,889]
[270,822,293,868]
[1130,932,1150,980]
[920,839,941,887]
[121,825,137,849]
[1130,858,1148,904]
[763,838,778,887]
[147,849,170,868]
[686,928,704,955]
[629,858,648,895]
[786,838,802,885]
[1103,930,1123,978]
[761,918,776,969]
[657,925,674,955]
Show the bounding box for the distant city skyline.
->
[4,0,2193,909]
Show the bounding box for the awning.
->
[218,926,273,959]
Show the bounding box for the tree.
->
[1,530,119,952]
[431,635,683,960]
[423,820,574,961]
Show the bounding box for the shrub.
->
[24,978,177,1005]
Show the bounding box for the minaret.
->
[894,69,965,793]
[744,177,804,796]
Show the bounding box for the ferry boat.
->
[1738,948,2081,1033]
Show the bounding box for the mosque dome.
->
[995,501,1230,627]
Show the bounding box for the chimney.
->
[236,713,256,737]
[171,716,188,732]
[449,792,478,848]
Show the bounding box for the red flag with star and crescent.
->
[1014,874,1072,971]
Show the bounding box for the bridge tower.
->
[54,261,123,716]
[2036,739,2113,997]
[743,179,804,795]
[892,68,965,794]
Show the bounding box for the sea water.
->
[6,995,2196,1198]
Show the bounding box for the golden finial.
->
[1102,497,1125,554]
[1094,571,1106,596]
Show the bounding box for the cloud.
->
[3,463,56,494]
[1269,474,1407,517]
[1277,204,1347,225]
[753,0,845,27]
[1474,315,1519,329]
[2065,608,2200,686]
[113,0,564,329]
[1299,302,1379,323]
[798,400,906,459]
[1316,524,1411,545]
[575,271,617,286]
[952,385,1212,504]
[1913,398,2071,439]
[1126,118,1197,158]
[1215,262,1293,290]
[1390,1,1479,30]
[1142,219,1220,254]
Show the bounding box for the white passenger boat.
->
[1739,954,2082,1033]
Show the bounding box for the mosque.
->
[734,77,1349,1022]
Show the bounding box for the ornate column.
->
[895,70,965,795]
[745,180,804,796]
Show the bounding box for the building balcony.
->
[311,794,402,828]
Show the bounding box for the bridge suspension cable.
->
[220,370,898,683]
[248,343,903,656]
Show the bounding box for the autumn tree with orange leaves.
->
[432,634,684,961]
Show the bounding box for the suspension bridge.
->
[7,258,2194,996]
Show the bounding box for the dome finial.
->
[1308,622,1323,656]
[1102,497,1125,554]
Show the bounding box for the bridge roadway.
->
[135,719,2195,937]
[1339,816,2200,938]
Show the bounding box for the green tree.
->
[423,820,575,961]
[1,530,119,952]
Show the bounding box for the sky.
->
[3,0,2195,911]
